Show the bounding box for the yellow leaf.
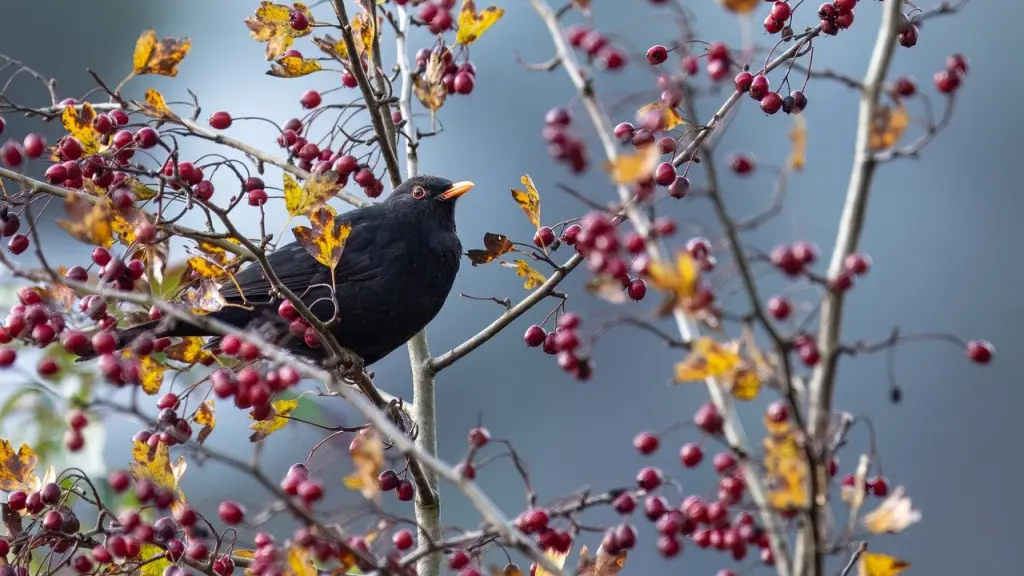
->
[763,419,808,510]
[351,11,377,58]
[342,428,384,503]
[286,545,317,576]
[584,276,628,304]
[268,56,324,78]
[604,144,659,185]
[245,2,315,61]
[163,336,214,365]
[501,259,547,290]
[675,337,741,381]
[61,103,100,156]
[192,399,217,445]
[490,563,524,576]
[720,0,759,13]
[456,0,505,45]
[648,251,700,303]
[187,241,239,280]
[510,174,541,229]
[143,88,176,119]
[534,547,570,576]
[139,543,172,576]
[467,232,515,266]
[130,440,177,490]
[413,46,450,112]
[137,354,166,395]
[578,544,627,576]
[132,30,191,77]
[869,103,908,151]
[863,486,921,534]
[26,465,57,494]
[284,172,341,219]
[0,440,38,492]
[788,114,807,171]
[858,552,911,576]
[292,206,352,272]
[183,278,226,315]
[731,367,761,400]
[249,398,300,442]
[57,190,114,248]
[125,178,159,201]
[636,101,686,130]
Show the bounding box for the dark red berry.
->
[966,339,994,364]
[636,466,663,491]
[680,442,703,467]
[646,45,669,65]
[633,432,659,455]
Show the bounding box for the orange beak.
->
[439,181,474,201]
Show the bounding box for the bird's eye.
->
[411,186,427,200]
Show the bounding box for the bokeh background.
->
[0,0,1020,574]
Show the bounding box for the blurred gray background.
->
[0,0,1020,574]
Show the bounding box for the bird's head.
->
[387,174,474,226]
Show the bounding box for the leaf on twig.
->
[501,259,547,290]
[788,114,807,171]
[245,2,315,61]
[584,276,628,304]
[57,190,114,248]
[143,88,178,120]
[719,0,759,13]
[186,241,239,280]
[132,30,191,77]
[510,174,541,229]
[868,102,908,151]
[0,440,37,492]
[636,101,686,130]
[604,144,659,185]
[183,278,226,315]
[343,428,384,503]
[283,172,341,218]
[862,486,921,534]
[577,544,627,576]
[138,543,173,576]
[164,336,215,365]
[858,552,910,576]
[61,103,101,157]
[268,55,323,78]
[131,353,166,395]
[456,0,505,45]
[124,177,159,201]
[674,337,763,400]
[467,232,514,266]
[413,46,450,112]
[249,398,300,442]
[534,546,571,576]
[647,251,700,308]
[286,545,318,576]
[130,440,186,491]
[192,399,216,445]
[762,415,808,511]
[292,206,352,275]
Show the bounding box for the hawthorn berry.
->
[646,45,669,65]
[217,500,245,525]
[749,75,770,101]
[844,252,872,275]
[899,25,919,48]
[694,403,723,435]
[680,442,703,467]
[396,479,414,501]
[867,476,889,497]
[636,466,664,491]
[966,339,994,364]
[23,133,45,159]
[393,529,414,551]
[633,431,659,455]
[468,426,490,447]
[0,141,23,167]
[768,296,792,320]
[299,90,322,109]
[534,226,555,248]
[644,495,668,520]
[627,278,647,301]
[524,325,546,347]
[209,111,232,129]
[934,69,961,94]
[760,92,784,114]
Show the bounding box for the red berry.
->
[712,452,736,474]
[766,400,788,423]
[248,189,268,206]
[749,75,770,101]
[867,476,889,497]
[966,339,994,364]
[893,76,917,97]
[844,252,872,275]
[448,550,471,570]
[764,16,784,34]
[760,93,783,114]
[657,534,681,557]
[290,9,310,31]
[768,296,791,320]
[694,403,723,434]
[133,127,158,149]
[1,141,23,167]
[613,492,636,514]
[7,234,28,254]
[468,426,490,447]
[636,466,663,491]
[633,432,659,455]
[453,72,475,95]
[533,226,556,248]
[654,162,677,186]
[209,111,232,129]
[396,479,414,501]
[729,153,755,175]
[524,325,546,347]
[627,279,647,301]
[646,45,669,65]
[299,90,322,109]
[798,342,820,366]
[217,500,245,524]
[598,48,627,70]
[947,53,969,76]
[680,442,703,467]
[67,409,89,430]
[23,133,45,159]
[734,71,753,93]
[771,2,792,21]
[393,528,414,550]
[934,69,961,94]
[899,25,919,48]
[644,495,668,520]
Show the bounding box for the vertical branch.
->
[800,1,905,575]
[394,6,440,576]
[526,1,793,574]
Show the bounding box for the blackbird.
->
[91,175,474,366]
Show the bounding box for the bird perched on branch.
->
[83,175,474,366]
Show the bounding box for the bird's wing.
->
[219,207,384,303]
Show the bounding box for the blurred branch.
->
[527,1,794,574]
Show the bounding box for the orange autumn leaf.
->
[186,241,239,280]
[762,418,808,511]
[674,337,763,400]
[143,88,177,119]
[413,46,450,113]
[456,0,505,45]
[268,56,323,78]
[859,552,910,576]
[604,144,659,185]
[533,546,570,576]
[292,206,352,284]
[501,259,547,290]
[245,2,315,61]
[249,398,300,442]
[192,399,217,445]
[283,172,340,219]
[164,336,214,365]
[286,545,317,576]
[720,0,759,13]
[647,250,700,303]
[132,30,191,77]
[789,114,807,171]
[129,440,186,491]
[869,102,908,151]
[136,353,166,395]
[60,103,101,156]
[467,232,514,266]
[342,428,384,503]
[57,190,114,248]
[510,174,541,229]
[0,440,38,492]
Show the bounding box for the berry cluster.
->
[934,53,968,94]
[704,42,732,83]
[523,312,593,381]
[415,47,479,96]
[272,117,386,198]
[566,24,628,71]
[734,71,807,116]
[542,106,588,174]
[415,0,457,34]
[763,2,793,35]
[0,131,45,168]
[818,0,857,36]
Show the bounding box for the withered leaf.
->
[466,232,514,266]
